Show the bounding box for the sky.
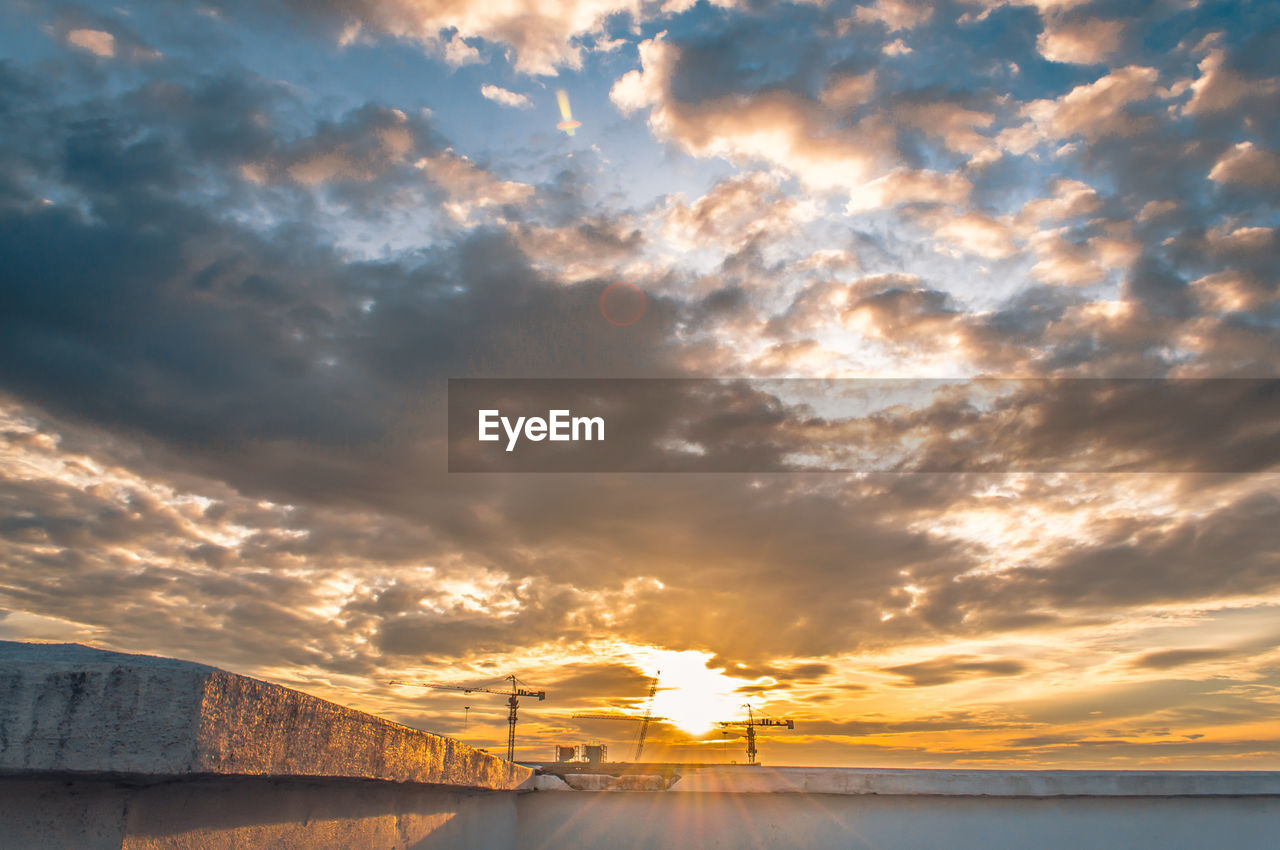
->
[0,0,1278,768]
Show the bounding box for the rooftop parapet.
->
[0,641,532,791]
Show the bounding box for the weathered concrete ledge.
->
[0,641,532,791]
[668,765,1280,796]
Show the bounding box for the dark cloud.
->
[0,62,683,455]
[540,663,653,706]
[881,655,1029,687]
[797,710,1033,739]
[945,490,1280,616]
[1128,648,1239,670]
[707,657,835,682]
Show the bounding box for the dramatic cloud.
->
[212,0,786,75]
[1004,65,1163,151]
[611,33,972,211]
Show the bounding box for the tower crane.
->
[716,705,794,765]
[389,675,546,761]
[571,670,664,762]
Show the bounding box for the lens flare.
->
[556,89,581,136]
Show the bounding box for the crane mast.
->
[634,670,660,762]
[570,670,664,763]
[716,705,794,765]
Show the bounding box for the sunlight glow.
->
[629,647,752,735]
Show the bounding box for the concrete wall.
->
[0,777,515,850]
[0,642,533,849]
[0,642,530,790]
[517,791,1280,850]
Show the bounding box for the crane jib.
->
[385,675,547,761]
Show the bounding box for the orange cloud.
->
[65,28,116,57]
[1209,142,1280,188]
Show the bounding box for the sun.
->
[630,648,748,736]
